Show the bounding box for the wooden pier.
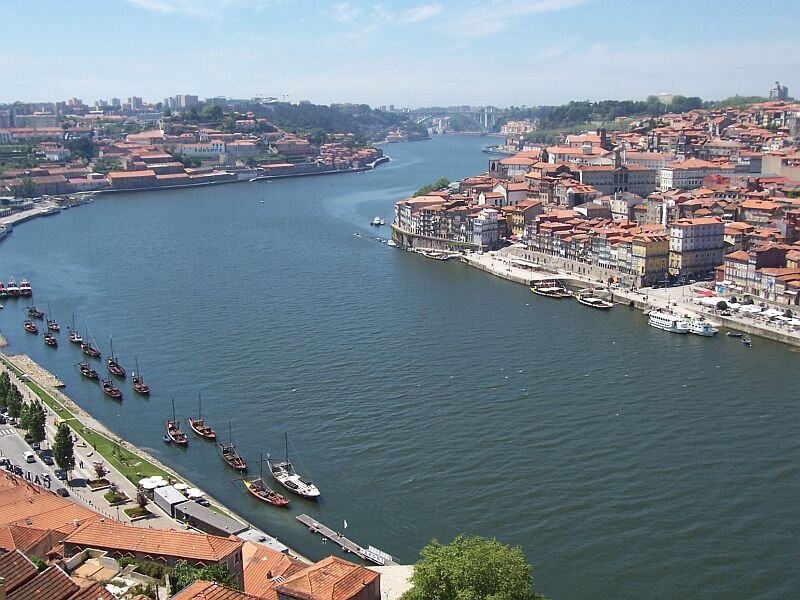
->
[296,514,398,566]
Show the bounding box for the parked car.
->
[55,487,70,497]
[0,415,6,424]
[54,469,67,480]
[42,455,54,466]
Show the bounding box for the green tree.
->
[401,535,542,600]
[172,560,239,591]
[17,176,36,198]
[6,384,22,419]
[65,136,95,161]
[53,421,75,474]
[0,372,10,407]
[413,177,450,197]
[201,104,223,121]
[25,400,46,444]
[716,300,729,311]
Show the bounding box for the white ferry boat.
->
[689,317,719,337]
[648,309,690,333]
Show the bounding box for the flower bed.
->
[124,506,152,522]
[88,478,111,491]
[103,489,130,506]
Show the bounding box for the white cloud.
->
[399,4,443,24]
[330,2,360,23]
[451,0,594,35]
[126,0,278,18]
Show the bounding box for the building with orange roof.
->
[241,541,306,598]
[273,556,380,600]
[171,581,262,600]
[660,158,724,191]
[63,519,244,588]
[106,169,157,190]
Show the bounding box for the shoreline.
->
[0,350,310,562]
[452,247,800,348]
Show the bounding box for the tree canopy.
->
[401,535,543,600]
[414,178,450,197]
[5,383,23,419]
[21,400,46,443]
[53,421,75,473]
[172,560,238,591]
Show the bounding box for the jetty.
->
[296,514,398,566]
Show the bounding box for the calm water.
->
[1,135,798,599]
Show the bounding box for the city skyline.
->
[2,0,799,107]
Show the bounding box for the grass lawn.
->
[1,355,174,484]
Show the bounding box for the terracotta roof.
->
[0,549,38,593]
[273,556,380,600]
[70,583,118,600]
[7,565,78,600]
[171,581,261,600]
[107,170,156,179]
[0,524,63,555]
[65,520,242,563]
[725,250,750,261]
[242,541,306,599]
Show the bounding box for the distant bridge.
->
[408,107,499,130]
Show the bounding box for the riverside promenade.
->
[0,352,303,557]
[460,246,800,348]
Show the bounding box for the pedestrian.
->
[79,460,84,469]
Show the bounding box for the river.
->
[0,135,798,599]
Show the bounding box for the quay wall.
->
[391,224,484,252]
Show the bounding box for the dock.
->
[296,514,398,566]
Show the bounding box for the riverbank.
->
[458,246,800,348]
[0,351,305,558]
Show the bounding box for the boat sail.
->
[267,433,320,499]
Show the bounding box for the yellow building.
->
[632,233,669,286]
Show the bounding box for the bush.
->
[716,300,729,310]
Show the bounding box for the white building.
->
[178,140,226,157]
[659,158,723,191]
[471,208,498,249]
[668,217,725,277]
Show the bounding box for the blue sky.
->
[2,0,798,107]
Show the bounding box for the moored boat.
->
[19,279,32,296]
[6,279,20,296]
[132,356,150,395]
[46,303,59,331]
[531,281,571,298]
[688,317,718,337]
[575,294,614,310]
[244,453,289,507]
[742,336,753,347]
[371,216,385,226]
[81,328,101,358]
[101,373,123,399]
[166,398,188,446]
[188,394,216,440]
[24,319,38,334]
[107,336,126,378]
[43,332,58,347]
[68,313,83,343]
[648,309,690,334]
[220,422,247,472]
[27,306,44,319]
[163,434,173,444]
[268,433,320,499]
[0,282,6,297]
[726,331,743,338]
[79,362,99,379]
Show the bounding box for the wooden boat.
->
[219,421,247,472]
[43,332,58,347]
[46,303,59,331]
[188,394,216,440]
[107,336,126,378]
[68,313,82,344]
[81,327,101,358]
[165,398,188,446]
[530,281,572,298]
[575,294,614,310]
[132,356,150,395]
[101,372,123,400]
[267,433,320,499]
[244,453,289,507]
[27,306,44,319]
[79,362,99,379]
[24,319,38,334]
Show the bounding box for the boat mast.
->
[285,432,289,462]
[172,397,176,424]
[198,393,202,419]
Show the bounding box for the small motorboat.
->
[43,332,58,347]
[18,279,32,296]
[741,337,753,347]
[163,434,173,444]
[27,306,45,319]
[726,331,743,338]
[24,319,38,334]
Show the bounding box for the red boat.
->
[24,320,38,334]
[244,478,289,507]
[166,399,188,446]
[243,453,288,507]
[188,394,216,440]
